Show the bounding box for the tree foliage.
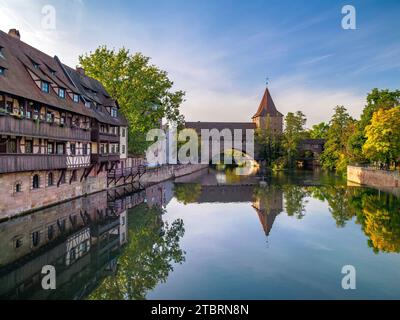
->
[308,122,329,139]
[320,106,355,173]
[283,111,307,167]
[79,46,185,155]
[362,106,400,166]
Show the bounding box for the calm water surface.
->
[1,168,400,299]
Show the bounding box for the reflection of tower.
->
[252,187,283,237]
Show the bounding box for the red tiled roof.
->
[252,87,283,118]
[0,29,127,126]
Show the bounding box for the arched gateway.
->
[185,87,325,165]
[185,87,283,161]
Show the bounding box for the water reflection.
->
[0,168,400,299]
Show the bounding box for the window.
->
[58,219,66,232]
[15,237,23,249]
[26,110,31,119]
[59,173,66,185]
[8,139,17,153]
[73,94,79,103]
[48,172,54,186]
[15,182,22,193]
[25,140,33,154]
[122,128,126,137]
[32,174,40,189]
[32,231,40,247]
[0,67,5,76]
[70,143,76,155]
[46,112,54,123]
[48,225,54,240]
[0,47,5,59]
[85,101,91,108]
[111,108,117,118]
[71,170,77,182]
[41,81,49,93]
[122,145,125,154]
[33,62,40,69]
[83,143,88,155]
[57,143,65,155]
[47,143,54,154]
[59,88,65,99]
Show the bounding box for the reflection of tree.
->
[357,194,400,254]
[308,186,360,227]
[88,204,185,300]
[283,185,308,219]
[174,183,202,205]
[309,185,400,253]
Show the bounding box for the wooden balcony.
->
[91,129,120,143]
[91,153,120,164]
[0,153,67,173]
[0,114,91,141]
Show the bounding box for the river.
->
[1,167,400,299]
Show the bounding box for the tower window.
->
[15,182,22,193]
[41,81,50,93]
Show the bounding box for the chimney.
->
[76,66,85,76]
[8,29,21,40]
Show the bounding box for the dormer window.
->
[33,62,40,69]
[85,101,91,108]
[59,88,65,99]
[41,81,49,93]
[111,107,117,118]
[0,67,5,76]
[0,47,5,59]
[73,94,79,103]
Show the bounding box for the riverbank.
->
[0,164,208,220]
[347,165,400,188]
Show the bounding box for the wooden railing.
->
[91,128,120,143]
[0,114,91,141]
[0,153,67,173]
[91,153,120,164]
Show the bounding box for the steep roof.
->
[0,30,92,117]
[0,29,128,126]
[252,87,283,118]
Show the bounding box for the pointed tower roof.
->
[252,87,283,118]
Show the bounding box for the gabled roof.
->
[252,87,283,118]
[0,29,128,127]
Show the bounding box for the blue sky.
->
[1,0,399,126]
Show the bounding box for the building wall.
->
[120,126,128,160]
[253,116,283,134]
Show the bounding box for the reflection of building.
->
[252,188,283,237]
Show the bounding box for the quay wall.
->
[347,166,400,188]
[0,164,208,220]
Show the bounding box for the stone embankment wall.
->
[0,164,208,220]
[347,166,400,188]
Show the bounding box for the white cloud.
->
[0,0,366,126]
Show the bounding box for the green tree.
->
[79,46,185,155]
[283,111,307,167]
[88,204,185,300]
[348,88,400,163]
[320,106,355,173]
[174,183,202,204]
[308,122,329,139]
[363,106,400,167]
[255,116,283,166]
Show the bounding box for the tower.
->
[252,87,283,134]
